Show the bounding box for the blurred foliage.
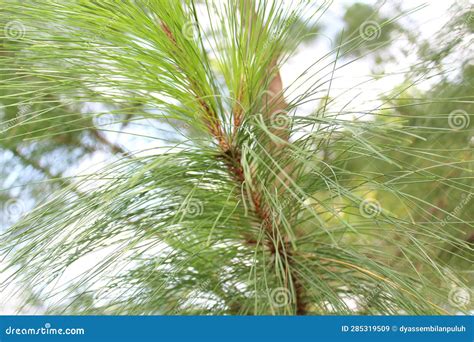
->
[334,2,401,58]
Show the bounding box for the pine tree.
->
[0,0,472,315]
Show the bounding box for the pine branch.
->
[157,1,306,314]
[2,0,471,316]
[160,21,229,152]
[236,0,306,314]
